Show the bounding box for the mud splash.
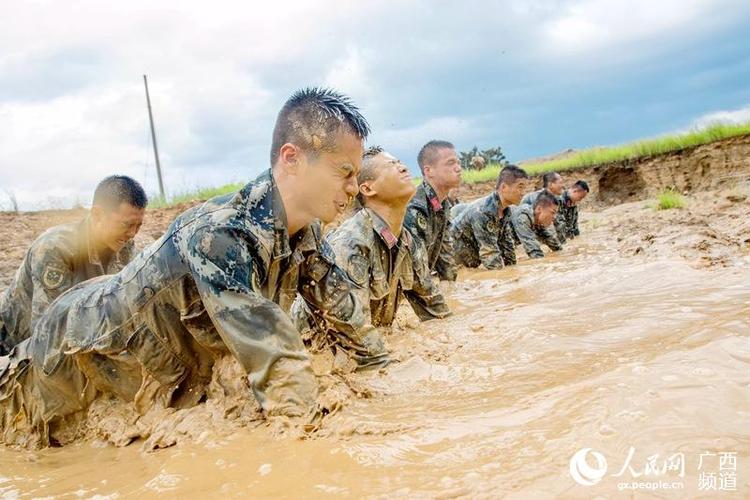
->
[1,211,749,497]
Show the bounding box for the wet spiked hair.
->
[417,140,455,173]
[495,164,529,189]
[573,179,590,192]
[270,87,370,166]
[542,171,561,188]
[356,145,385,207]
[92,175,147,210]
[533,189,559,210]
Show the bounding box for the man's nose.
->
[344,176,359,197]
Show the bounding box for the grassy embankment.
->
[148,122,750,208]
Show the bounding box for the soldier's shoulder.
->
[328,211,373,250]
[407,184,430,212]
[30,220,81,260]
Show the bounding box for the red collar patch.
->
[379,227,398,248]
[429,196,442,212]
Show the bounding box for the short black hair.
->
[270,87,370,166]
[92,175,147,210]
[573,179,590,192]
[533,190,559,210]
[495,164,529,189]
[542,171,561,188]
[417,140,455,173]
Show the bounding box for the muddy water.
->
[1,237,749,498]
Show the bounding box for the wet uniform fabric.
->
[0,170,351,446]
[293,207,450,367]
[0,217,133,355]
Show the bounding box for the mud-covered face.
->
[501,178,528,205]
[569,187,588,204]
[363,152,416,203]
[424,148,462,191]
[91,202,145,252]
[547,174,564,196]
[298,129,362,224]
[535,203,558,227]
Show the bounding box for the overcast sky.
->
[2,0,750,210]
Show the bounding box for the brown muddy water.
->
[1,233,749,498]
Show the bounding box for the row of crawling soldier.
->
[0,88,378,447]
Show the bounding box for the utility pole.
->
[143,74,165,200]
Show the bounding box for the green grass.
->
[452,121,750,186]
[148,182,244,209]
[652,189,686,210]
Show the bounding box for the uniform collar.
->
[264,169,318,262]
[422,181,445,213]
[367,208,409,250]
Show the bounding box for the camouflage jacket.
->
[293,207,450,366]
[557,190,580,240]
[449,192,516,269]
[0,217,133,354]
[20,170,344,424]
[403,181,457,281]
[510,204,563,259]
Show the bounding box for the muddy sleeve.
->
[29,244,74,332]
[187,224,318,419]
[512,210,545,259]
[305,235,388,365]
[571,206,580,237]
[470,213,505,269]
[499,222,517,266]
[405,238,452,321]
[434,222,458,281]
[538,225,563,252]
[553,212,567,244]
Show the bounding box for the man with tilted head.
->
[293,147,450,369]
[0,88,369,447]
[450,165,530,270]
[0,175,146,355]
[512,190,563,259]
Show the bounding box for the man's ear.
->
[278,143,301,175]
[359,181,376,199]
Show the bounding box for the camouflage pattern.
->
[449,192,516,269]
[293,207,450,367]
[510,204,563,259]
[557,189,580,240]
[403,181,457,281]
[521,188,567,244]
[0,170,338,447]
[0,217,134,355]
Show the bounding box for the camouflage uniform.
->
[403,181,457,281]
[521,188,567,244]
[510,204,563,259]
[0,170,343,446]
[0,217,134,355]
[557,190,580,240]
[293,207,450,367]
[449,192,516,269]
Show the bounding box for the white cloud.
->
[690,104,750,128]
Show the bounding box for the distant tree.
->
[460,145,508,169]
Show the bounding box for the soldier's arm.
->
[571,206,580,237]
[512,210,545,259]
[434,224,458,281]
[499,222,517,266]
[471,213,505,269]
[297,237,388,367]
[29,243,74,332]
[405,237,452,321]
[187,225,317,419]
[538,224,563,252]
[553,212,567,244]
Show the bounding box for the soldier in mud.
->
[521,171,565,245]
[557,180,589,241]
[0,176,146,355]
[403,140,462,282]
[0,87,369,447]
[293,146,451,368]
[511,190,563,259]
[450,165,530,269]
